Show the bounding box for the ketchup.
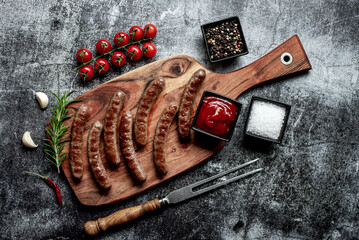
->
[195,96,238,138]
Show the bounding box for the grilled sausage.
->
[178,69,206,140]
[104,91,125,166]
[153,103,178,175]
[70,104,90,180]
[135,78,165,147]
[120,111,147,182]
[87,121,111,190]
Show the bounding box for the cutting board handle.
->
[218,35,312,99]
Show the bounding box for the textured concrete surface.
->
[1,0,358,239]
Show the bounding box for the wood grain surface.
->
[61,35,311,206]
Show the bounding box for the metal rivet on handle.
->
[280,52,293,65]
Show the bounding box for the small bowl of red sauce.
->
[191,91,242,142]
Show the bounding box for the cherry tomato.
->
[76,48,92,63]
[144,24,157,39]
[129,26,144,42]
[78,65,94,81]
[114,32,130,47]
[111,51,126,67]
[94,58,110,75]
[142,42,157,58]
[127,45,142,61]
[96,39,111,54]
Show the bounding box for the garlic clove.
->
[22,131,38,148]
[35,92,49,109]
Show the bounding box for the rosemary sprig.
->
[44,91,82,174]
[73,37,152,71]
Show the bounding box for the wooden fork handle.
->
[84,198,161,236]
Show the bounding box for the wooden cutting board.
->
[62,35,311,206]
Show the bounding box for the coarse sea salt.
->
[246,100,287,140]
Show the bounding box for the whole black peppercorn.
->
[204,18,246,61]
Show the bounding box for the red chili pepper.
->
[45,177,63,207]
[25,171,63,207]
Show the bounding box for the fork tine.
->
[164,158,262,205]
[192,168,263,197]
[188,158,260,189]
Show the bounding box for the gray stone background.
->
[1,0,358,239]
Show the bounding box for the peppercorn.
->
[204,18,246,61]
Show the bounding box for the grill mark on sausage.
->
[120,111,147,182]
[153,103,178,175]
[87,121,111,190]
[70,104,90,180]
[104,91,125,166]
[178,69,206,140]
[134,78,165,147]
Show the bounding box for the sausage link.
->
[87,121,111,190]
[104,91,125,166]
[178,69,206,140]
[70,104,90,180]
[120,111,147,182]
[153,103,178,175]
[135,78,165,147]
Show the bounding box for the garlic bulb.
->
[35,92,49,109]
[22,131,38,148]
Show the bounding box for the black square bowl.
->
[191,91,242,142]
[244,96,291,144]
[201,16,249,63]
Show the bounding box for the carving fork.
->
[84,158,262,236]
